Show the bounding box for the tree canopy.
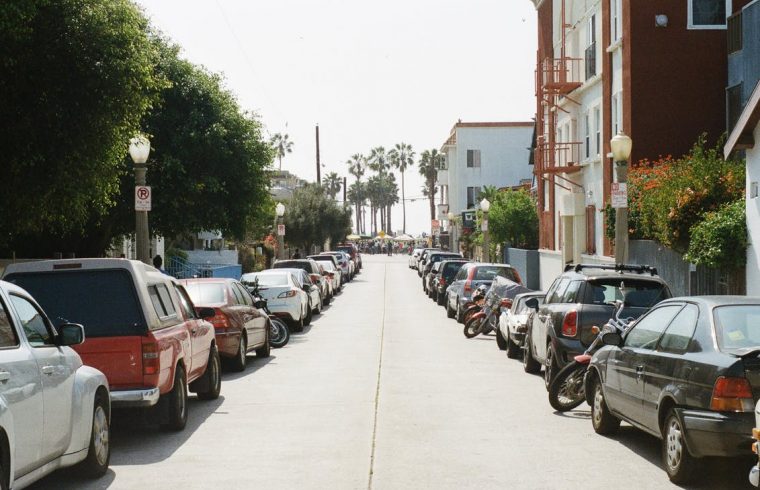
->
[283,184,351,251]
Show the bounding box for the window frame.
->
[0,295,20,350]
[623,304,683,350]
[688,0,731,29]
[658,303,699,353]
[9,293,57,348]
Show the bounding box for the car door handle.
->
[41,365,54,376]
[0,371,9,383]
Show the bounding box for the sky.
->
[133,0,538,236]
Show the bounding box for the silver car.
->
[0,280,110,489]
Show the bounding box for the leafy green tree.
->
[346,153,367,232]
[284,184,351,251]
[419,150,442,222]
[390,142,414,233]
[322,172,342,200]
[685,199,746,269]
[347,181,366,234]
[270,133,293,170]
[0,0,164,253]
[488,189,539,250]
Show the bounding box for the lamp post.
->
[275,202,286,260]
[129,135,151,264]
[480,197,491,263]
[610,132,633,264]
[447,211,456,255]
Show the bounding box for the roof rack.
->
[563,263,659,276]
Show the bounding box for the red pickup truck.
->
[4,259,221,431]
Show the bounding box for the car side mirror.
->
[197,307,216,319]
[525,298,539,311]
[601,331,623,347]
[57,323,85,346]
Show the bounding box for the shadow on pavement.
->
[221,354,274,381]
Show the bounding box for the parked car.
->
[445,263,522,323]
[241,270,310,332]
[273,259,331,305]
[587,296,760,483]
[421,252,463,293]
[409,248,423,269]
[497,291,545,358]
[321,251,353,282]
[432,259,470,306]
[416,248,441,277]
[336,243,361,271]
[523,264,670,389]
[0,280,111,488]
[308,254,343,292]
[317,260,342,296]
[180,278,270,372]
[276,268,323,315]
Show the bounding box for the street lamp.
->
[447,211,456,253]
[129,135,151,264]
[275,202,286,260]
[610,132,633,264]
[480,197,491,263]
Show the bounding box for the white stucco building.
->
[438,121,534,223]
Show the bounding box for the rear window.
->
[713,305,760,351]
[243,274,289,287]
[273,261,311,273]
[583,278,669,307]
[336,246,354,256]
[473,266,517,282]
[184,282,226,305]
[6,269,147,337]
[443,262,466,277]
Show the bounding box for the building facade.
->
[530,0,746,288]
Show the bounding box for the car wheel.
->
[255,328,271,358]
[162,367,188,431]
[76,391,110,478]
[446,296,456,318]
[522,331,542,374]
[230,332,247,372]
[304,303,313,325]
[323,292,331,306]
[506,333,521,359]
[495,328,507,351]
[663,409,697,483]
[456,301,464,323]
[544,343,558,391]
[590,374,620,435]
[0,456,6,490]
[197,345,221,401]
[291,314,304,333]
[437,291,446,306]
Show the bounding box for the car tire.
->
[255,328,271,358]
[323,292,331,306]
[544,343,558,391]
[291,314,304,333]
[312,296,322,315]
[663,409,698,483]
[197,346,221,401]
[590,374,620,435]
[446,297,456,318]
[437,291,446,306]
[495,328,508,351]
[304,303,313,326]
[230,332,247,372]
[456,301,464,323]
[522,331,542,374]
[162,367,188,431]
[0,457,6,490]
[506,333,521,359]
[76,391,110,478]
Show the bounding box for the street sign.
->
[461,211,475,229]
[277,224,285,236]
[135,186,151,211]
[431,220,440,233]
[611,183,628,209]
[378,230,386,238]
[481,219,488,232]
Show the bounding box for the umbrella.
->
[346,234,361,241]
[393,234,415,242]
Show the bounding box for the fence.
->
[503,247,541,291]
[167,256,242,280]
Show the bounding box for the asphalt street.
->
[33,255,754,489]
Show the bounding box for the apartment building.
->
[529,0,746,288]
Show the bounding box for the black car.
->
[587,296,760,483]
[421,252,463,293]
[416,248,441,277]
[523,264,671,388]
[432,259,470,306]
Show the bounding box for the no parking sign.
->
[135,186,151,211]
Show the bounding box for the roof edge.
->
[725,80,760,158]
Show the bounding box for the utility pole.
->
[343,176,347,204]
[316,124,321,184]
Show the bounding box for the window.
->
[688,0,730,28]
[466,186,481,208]
[660,304,699,352]
[174,285,197,320]
[594,107,601,155]
[230,284,245,305]
[466,149,481,168]
[234,283,253,306]
[624,305,682,350]
[611,93,622,136]
[184,282,226,304]
[584,112,591,159]
[610,0,621,42]
[10,294,55,347]
[547,279,569,304]
[585,15,597,79]
[713,305,760,351]
[583,279,669,307]
[148,284,177,319]
[0,299,19,348]
[561,281,583,303]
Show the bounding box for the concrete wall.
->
[539,249,563,290]
[504,248,541,291]
[747,123,760,295]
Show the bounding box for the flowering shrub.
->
[685,199,746,269]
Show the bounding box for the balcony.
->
[536,140,583,175]
[538,57,583,96]
[585,43,596,80]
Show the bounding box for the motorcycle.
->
[246,279,290,349]
[463,277,532,339]
[547,300,631,411]
[461,284,489,326]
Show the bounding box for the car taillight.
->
[310,273,321,283]
[142,339,160,376]
[464,281,472,294]
[438,277,446,286]
[561,310,578,337]
[278,290,297,298]
[500,298,513,308]
[710,376,754,412]
[210,310,230,330]
[328,272,335,278]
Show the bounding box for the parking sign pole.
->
[135,166,150,264]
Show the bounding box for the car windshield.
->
[713,305,760,352]
[473,266,514,281]
[183,282,226,305]
[583,279,669,307]
[6,269,147,336]
[243,273,289,287]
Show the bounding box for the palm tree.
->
[390,142,414,233]
[346,154,366,232]
[366,175,383,234]
[479,185,500,205]
[419,149,443,223]
[322,172,342,200]
[347,181,366,234]
[368,147,388,174]
[270,133,293,170]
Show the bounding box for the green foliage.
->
[322,172,342,200]
[604,204,615,241]
[418,149,442,221]
[684,199,747,269]
[0,0,164,247]
[284,184,352,250]
[487,189,538,250]
[628,137,744,253]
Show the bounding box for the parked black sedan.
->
[586,296,760,484]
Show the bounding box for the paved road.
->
[34,255,753,489]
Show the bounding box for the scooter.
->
[463,284,512,339]
[461,284,489,326]
[246,279,290,349]
[547,301,631,411]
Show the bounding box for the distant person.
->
[292,249,302,259]
[153,254,169,275]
